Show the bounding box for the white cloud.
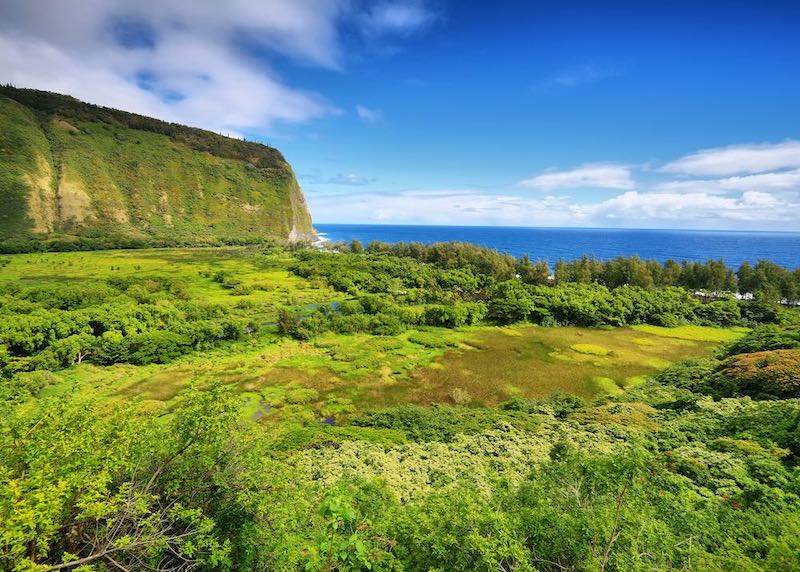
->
[0,0,430,135]
[662,141,800,176]
[309,185,800,230]
[591,190,794,225]
[356,1,435,36]
[329,173,370,185]
[310,189,589,226]
[310,139,800,230]
[519,163,635,191]
[356,104,383,124]
[656,169,800,197]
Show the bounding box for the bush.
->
[695,299,741,326]
[369,314,405,336]
[715,349,800,399]
[653,359,718,394]
[722,325,800,357]
[487,281,535,324]
[129,330,191,365]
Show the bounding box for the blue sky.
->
[2,0,799,230]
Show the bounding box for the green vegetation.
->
[2,245,800,571]
[630,323,749,343]
[0,86,314,250]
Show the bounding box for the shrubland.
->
[1,244,799,571]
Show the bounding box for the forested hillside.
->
[0,86,314,251]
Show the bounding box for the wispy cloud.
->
[355,104,383,124]
[593,190,794,225]
[519,163,635,191]
[310,186,800,229]
[312,138,800,230]
[547,64,621,88]
[310,189,588,226]
[656,169,800,197]
[662,141,800,176]
[356,1,436,37]
[329,173,371,185]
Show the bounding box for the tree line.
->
[338,239,800,303]
[285,247,797,339]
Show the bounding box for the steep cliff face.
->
[0,87,315,245]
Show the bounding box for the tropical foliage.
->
[2,245,799,571]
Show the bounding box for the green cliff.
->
[0,86,315,248]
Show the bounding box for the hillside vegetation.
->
[0,86,314,250]
[2,244,800,570]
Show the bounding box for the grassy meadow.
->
[1,247,747,424]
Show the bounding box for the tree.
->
[738,261,757,294]
[129,330,191,365]
[554,259,568,284]
[487,281,536,324]
[518,255,551,285]
[662,259,682,286]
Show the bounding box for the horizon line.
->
[313,222,800,235]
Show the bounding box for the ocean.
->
[314,224,800,269]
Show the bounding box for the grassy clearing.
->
[408,324,738,405]
[1,247,336,309]
[631,324,749,343]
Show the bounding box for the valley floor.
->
[2,247,743,422]
[3,246,799,571]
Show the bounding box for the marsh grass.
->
[407,325,739,405]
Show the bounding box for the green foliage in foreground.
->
[3,377,800,571]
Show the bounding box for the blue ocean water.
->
[315,224,800,269]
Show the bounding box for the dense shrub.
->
[715,349,800,399]
[722,325,800,357]
[695,298,741,326]
[653,358,718,394]
[129,330,192,364]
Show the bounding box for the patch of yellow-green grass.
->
[632,337,658,347]
[549,350,608,364]
[261,386,288,406]
[286,387,320,404]
[642,357,673,369]
[586,376,624,395]
[498,327,524,337]
[320,397,357,418]
[623,375,649,388]
[505,385,523,397]
[239,392,265,419]
[570,343,611,356]
[631,324,748,343]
